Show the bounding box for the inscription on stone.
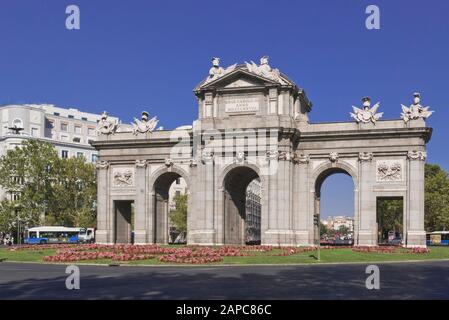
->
[224,96,259,113]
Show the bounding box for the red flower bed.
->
[27,243,432,264]
[158,248,223,264]
[352,246,430,254]
[352,246,397,253]
[405,247,431,254]
[43,249,154,262]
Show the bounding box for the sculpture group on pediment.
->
[96,111,119,135]
[132,111,159,135]
[350,97,383,124]
[401,93,434,123]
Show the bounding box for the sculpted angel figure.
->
[96,111,119,135]
[350,97,383,124]
[132,111,159,135]
[245,55,282,83]
[401,92,434,123]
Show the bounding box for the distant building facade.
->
[245,179,261,243]
[0,104,120,200]
[322,216,354,232]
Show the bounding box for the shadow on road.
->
[1,261,449,300]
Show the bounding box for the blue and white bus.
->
[24,226,82,244]
[426,231,449,246]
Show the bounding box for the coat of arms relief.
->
[376,160,403,182]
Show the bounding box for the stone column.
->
[357,152,376,246]
[268,88,278,114]
[134,160,148,244]
[293,153,310,245]
[406,151,427,247]
[95,161,111,244]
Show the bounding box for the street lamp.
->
[14,204,22,247]
[313,213,320,261]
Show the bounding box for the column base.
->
[95,230,113,244]
[262,230,312,246]
[187,229,216,245]
[406,230,427,247]
[356,231,377,246]
[133,230,148,244]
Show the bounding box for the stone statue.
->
[350,97,383,124]
[132,111,159,135]
[245,56,283,83]
[96,111,119,135]
[401,92,434,123]
[203,57,237,84]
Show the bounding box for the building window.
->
[82,117,88,121]
[73,137,81,143]
[68,115,74,119]
[54,112,60,116]
[176,178,180,185]
[61,123,68,132]
[91,154,98,163]
[46,120,55,129]
[61,150,69,159]
[75,125,82,134]
[88,127,95,136]
[77,152,84,159]
[31,128,39,137]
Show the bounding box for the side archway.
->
[311,161,358,245]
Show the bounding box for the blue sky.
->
[1,0,448,217]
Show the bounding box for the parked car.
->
[389,237,403,246]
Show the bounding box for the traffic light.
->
[313,214,320,226]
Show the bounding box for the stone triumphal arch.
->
[93,57,433,247]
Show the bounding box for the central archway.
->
[223,166,261,245]
[314,165,356,246]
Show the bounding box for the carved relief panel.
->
[376,160,404,182]
[112,167,135,187]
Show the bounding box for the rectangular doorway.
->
[114,200,134,244]
[376,197,404,245]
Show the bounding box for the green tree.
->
[52,156,97,227]
[425,164,449,231]
[0,139,59,230]
[0,140,97,231]
[169,194,188,235]
[338,225,350,236]
[377,198,403,240]
[320,222,328,237]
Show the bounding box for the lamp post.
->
[314,213,320,261]
[14,204,21,247]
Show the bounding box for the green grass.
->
[1,246,449,266]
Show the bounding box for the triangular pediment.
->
[196,67,278,91]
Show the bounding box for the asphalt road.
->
[0,260,449,299]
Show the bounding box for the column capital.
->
[96,160,109,170]
[135,159,148,168]
[358,152,373,162]
[407,150,427,161]
[293,152,310,164]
